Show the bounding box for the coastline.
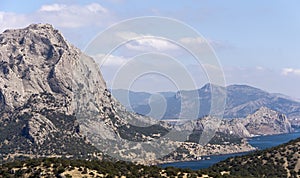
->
[158,130,300,169]
[147,139,256,165]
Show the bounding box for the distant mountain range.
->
[112,84,300,127]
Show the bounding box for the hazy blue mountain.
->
[111,89,151,112]
[112,84,300,127]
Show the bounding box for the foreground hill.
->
[204,137,300,177]
[1,137,299,177]
[0,158,202,178]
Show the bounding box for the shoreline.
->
[157,131,300,168]
[153,149,256,166]
[146,140,256,165]
[157,151,251,167]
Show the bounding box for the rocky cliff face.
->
[219,107,292,137]
[0,24,104,160]
[176,107,293,139]
[224,107,293,137]
[243,107,293,136]
[0,24,171,162]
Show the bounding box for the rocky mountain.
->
[0,24,176,163]
[242,107,293,136]
[0,24,101,161]
[176,107,292,140]
[111,90,152,113]
[113,84,300,127]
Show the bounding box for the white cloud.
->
[0,3,113,32]
[125,38,179,51]
[179,37,207,45]
[39,4,66,12]
[281,68,300,76]
[179,37,230,51]
[37,3,111,28]
[115,31,180,52]
[93,54,127,67]
[112,32,229,57]
[86,3,108,13]
[256,66,264,70]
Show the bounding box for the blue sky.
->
[1,1,300,98]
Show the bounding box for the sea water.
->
[160,130,300,170]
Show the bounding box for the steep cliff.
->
[0,24,170,162]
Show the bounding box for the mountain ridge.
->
[112,83,300,128]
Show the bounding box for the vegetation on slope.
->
[0,158,201,178]
[1,137,299,177]
[202,137,300,177]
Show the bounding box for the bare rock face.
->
[1,24,74,110]
[0,24,101,160]
[22,113,57,145]
[0,89,5,110]
[243,107,293,135]
[177,107,293,139]
[217,119,252,138]
[218,107,293,137]
[0,24,172,162]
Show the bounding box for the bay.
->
[160,130,300,170]
[248,129,300,150]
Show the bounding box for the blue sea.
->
[160,130,300,170]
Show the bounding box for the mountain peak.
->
[201,83,217,89]
[27,23,54,30]
[4,23,56,34]
[251,106,287,118]
[255,106,274,112]
[0,23,91,110]
[244,106,293,135]
[1,23,70,52]
[200,83,225,91]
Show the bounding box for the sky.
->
[0,0,300,98]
